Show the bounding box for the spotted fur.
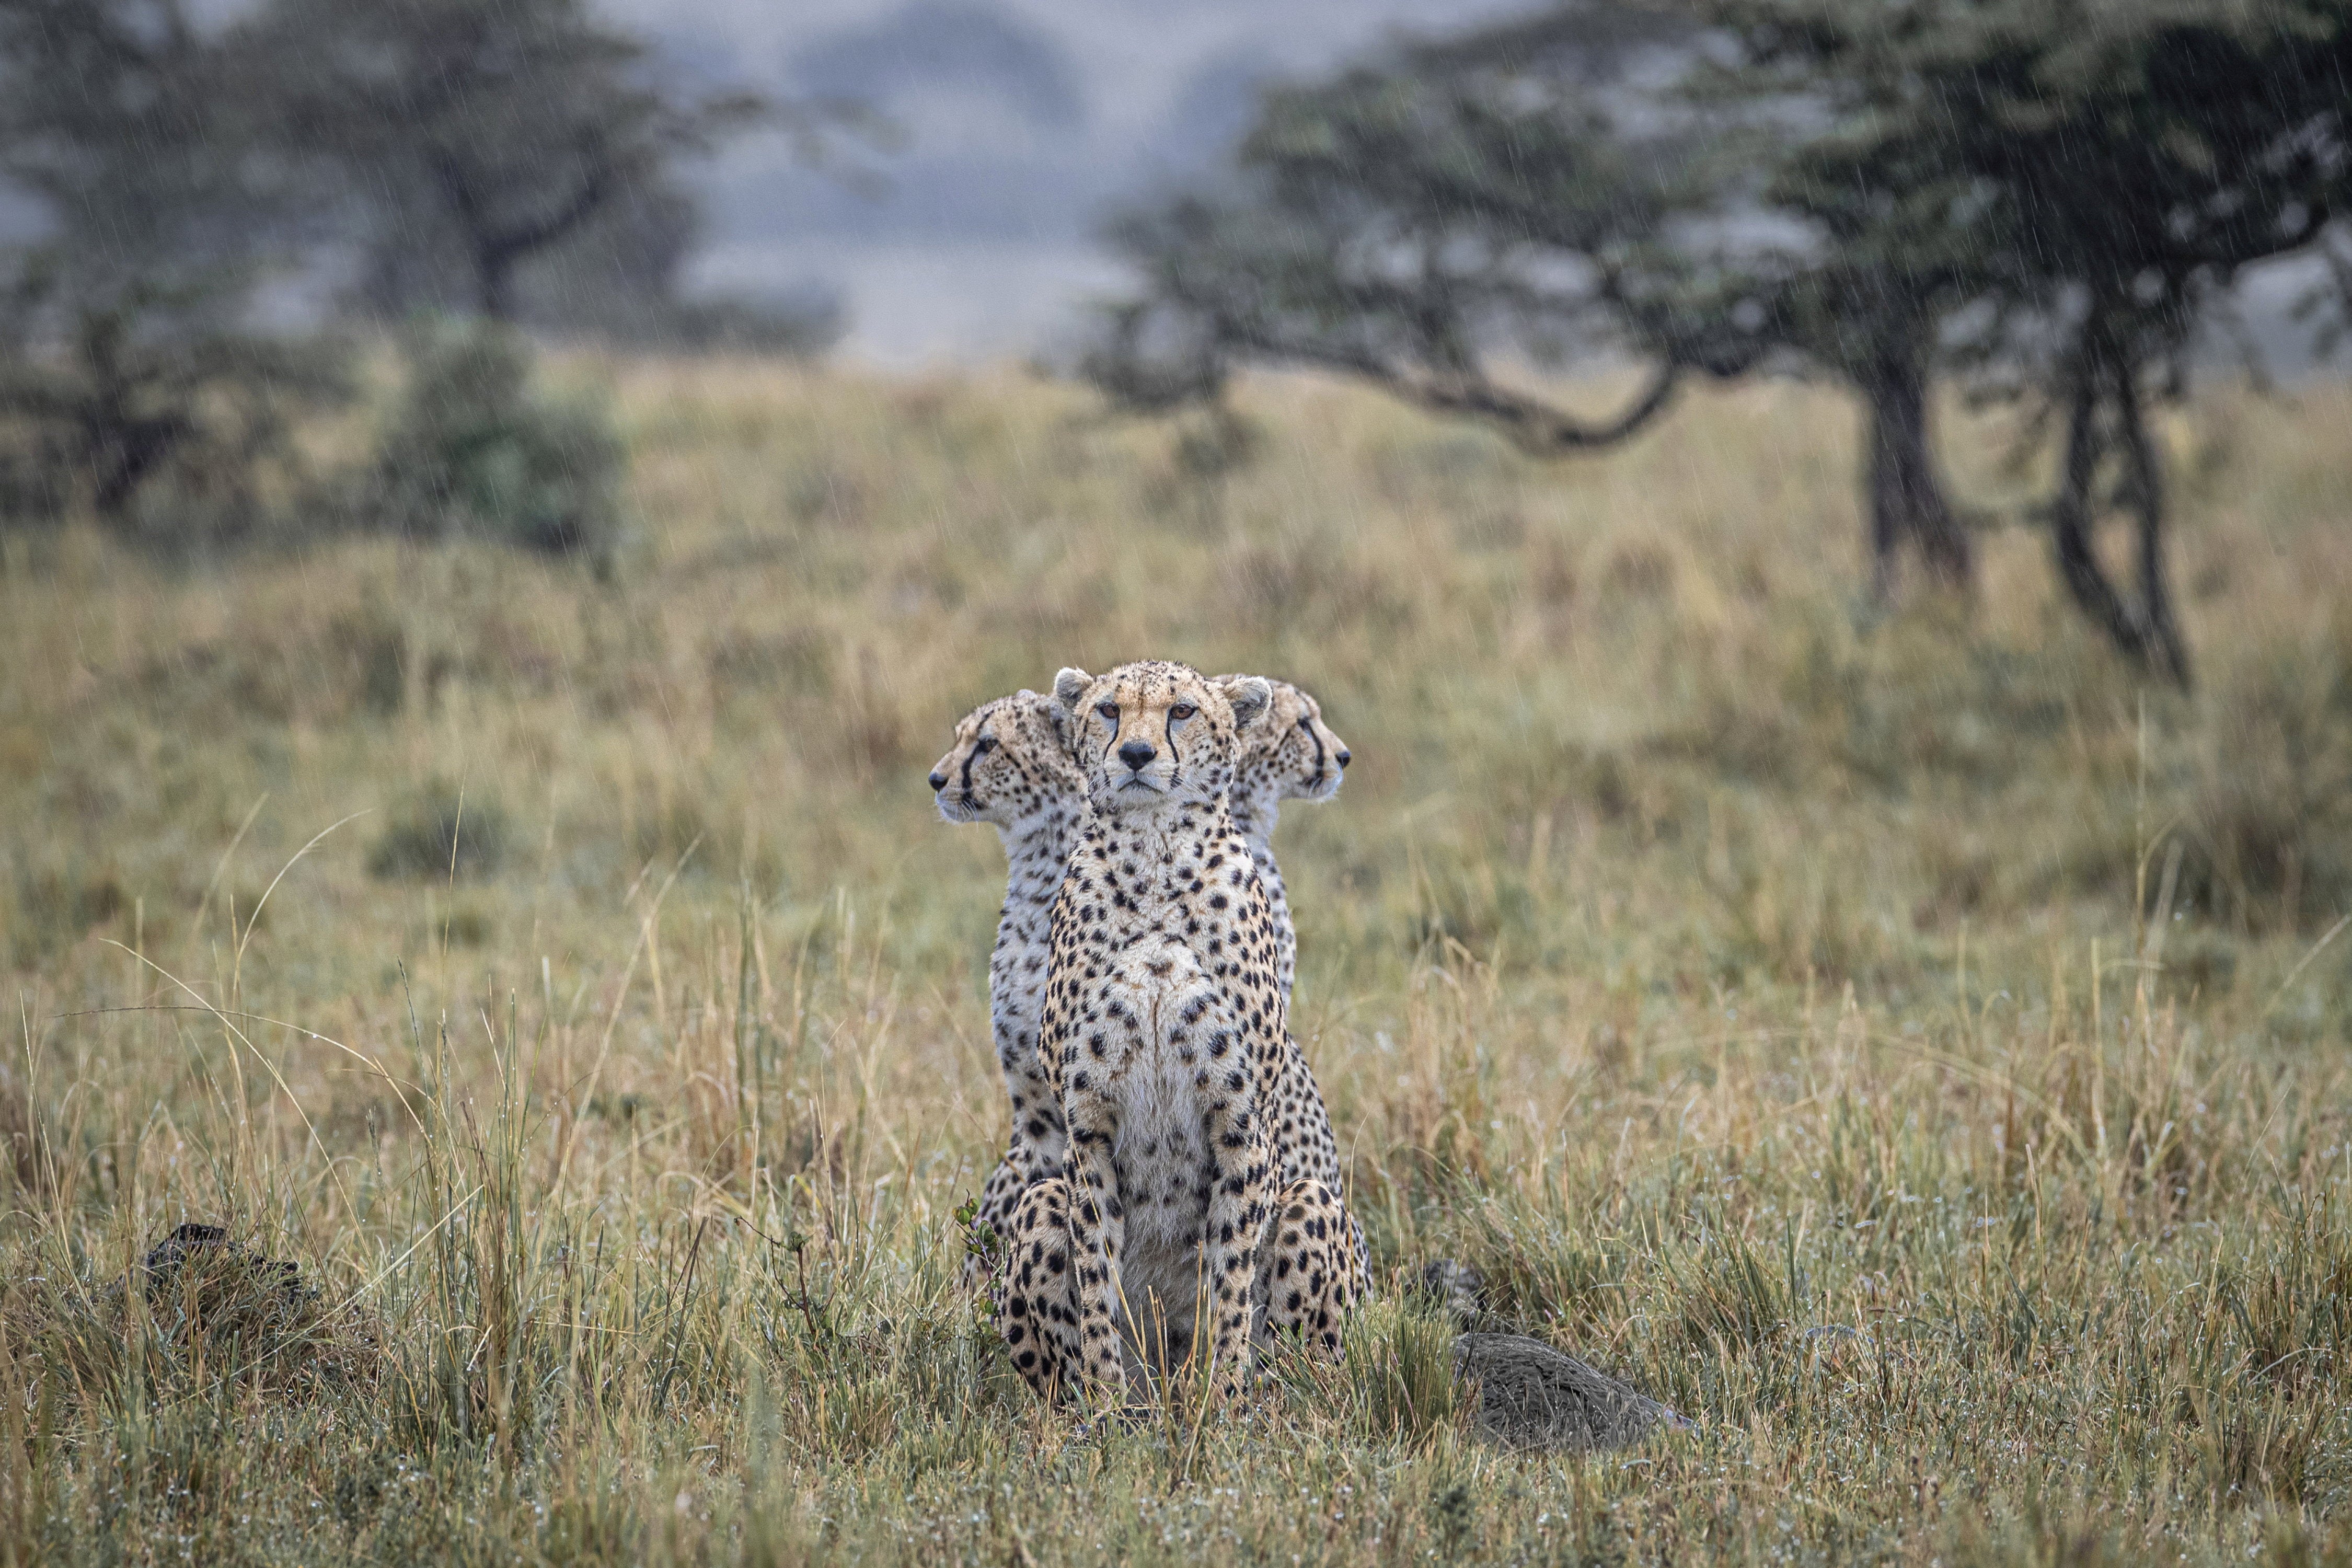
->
[1217,677,1350,1003]
[927,691,1085,1285]
[1215,676,1366,1279]
[938,679,1364,1299]
[993,661,1365,1407]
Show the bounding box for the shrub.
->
[362,321,625,561]
[0,256,352,552]
[5,864,125,966]
[2,1225,380,1420]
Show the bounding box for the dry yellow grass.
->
[0,358,2348,1563]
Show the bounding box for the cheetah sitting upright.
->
[995,661,1365,1406]
[1218,676,1367,1273]
[1219,676,1350,1004]
[927,690,1086,1284]
[933,679,1361,1295]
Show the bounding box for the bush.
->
[2,1225,380,1421]
[367,782,510,881]
[0,255,353,552]
[362,321,625,561]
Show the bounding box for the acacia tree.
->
[0,0,347,540]
[0,0,295,279]
[1092,5,2001,599]
[1736,0,2352,685]
[243,0,776,322]
[2003,3,2343,688]
[1091,16,1757,466]
[1099,0,2351,668]
[1670,6,2002,597]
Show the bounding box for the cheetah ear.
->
[1019,691,1075,757]
[1220,675,1273,730]
[1052,667,1092,714]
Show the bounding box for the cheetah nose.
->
[1118,739,1158,771]
[1336,748,1351,770]
[927,769,948,791]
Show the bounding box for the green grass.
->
[0,358,2349,1564]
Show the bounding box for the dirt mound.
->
[140,1221,313,1309]
[1454,1332,1687,1452]
[0,1223,378,1413]
[1417,1257,1687,1452]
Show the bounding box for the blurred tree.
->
[0,0,299,280]
[1670,3,1998,597]
[241,0,859,324]
[1726,0,2351,685]
[348,168,848,354]
[1091,16,1753,453]
[0,0,347,543]
[1089,5,1985,601]
[0,260,347,542]
[1098,0,2352,679]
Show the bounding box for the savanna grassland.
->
[2,357,2351,1566]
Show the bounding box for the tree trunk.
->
[2048,338,2192,688]
[2113,371,2190,687]
[1861,350,1973,602]
[442,152,615,326]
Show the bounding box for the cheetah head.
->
[927,690,1081,827]
[1218,676,1350,823]
[1051,661,1271,816]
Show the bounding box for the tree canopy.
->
[240,0,768,323]
[1093,0,2352,684]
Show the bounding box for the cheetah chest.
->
[1090,939,1247,1305]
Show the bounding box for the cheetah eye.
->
[974,736,997,754]
[1169,704,1196,721]
[1297,717,1313,732]
[1097,702,1120,723]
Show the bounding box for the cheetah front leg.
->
[1253,1178,1367,1359]
[1197,1086,1272,1402]
[966,1086,1070,1293]
[961,1149,1030,1292]
[1063,1100,1130,1407]
[996,1175,1083,1400]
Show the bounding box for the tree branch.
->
[1216,320,1680,454]
[1389,361,1681,453]
[482,146,619,265]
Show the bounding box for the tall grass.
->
[0,359,2348,1562]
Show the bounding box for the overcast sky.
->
[612,0,1537,365]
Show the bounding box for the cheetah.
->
[934,680,1362,1296]
[1215,676,1366,1276]
[1218,676,1351,1004]
[927,690,1085,1284]
[994,661,1365,1406]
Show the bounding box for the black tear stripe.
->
[1300,714,1325,785]
[959,739,984,798]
